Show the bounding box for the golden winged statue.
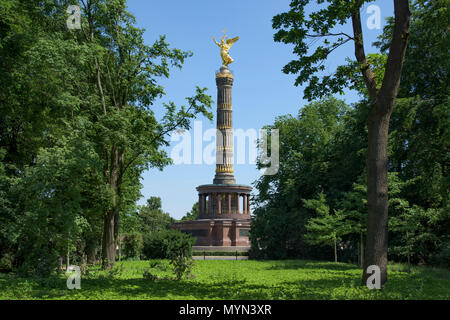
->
[213,29,239,67]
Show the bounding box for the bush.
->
[436,241,450,268]
[122,233,143,259]
[193,251,249,257]
[142,256,193,282]
[142,260,171,281]
[170,248,194,280]
[16,247,58,277]
[0,253,14,272]
[142,229,194,260]
[143,269,160,281]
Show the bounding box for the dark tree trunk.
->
[351,0,410,287]
[85,236,98,265]
[360,232,364,268]
[102,146,120,269]
[363,103,392,285]
[334,239,337,263]
[102,212,116,269]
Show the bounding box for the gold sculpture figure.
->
[213,29,239,67]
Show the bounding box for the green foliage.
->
[0,260,448,300]
[169,248,194,281]
[105,263,125,280]
[272,0,372,100]
[251,96,362,260]
[180,202,199,222]
[373,0,449,99]
[142,268,163,282]
[121,233,143,260]
[0,0,211,272]
[193,251,249,257]
[137,197,175,234]
[0,253,14,273]
[252,2,449,267]
[252,93,449,266]
[142,229,194,260]
[303,193,348,262]
[436,240,450,268]
[142,252,194,281]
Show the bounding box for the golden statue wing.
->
[226,36,239,46]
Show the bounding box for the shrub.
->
[0,253,14,272]
[142,260,171,282]
[436,241,450,268]
[142,229,194,260]
[16,248,58,277]
[142,269,159,281]
[170,248,194,280]
[193,251,249,257]
[149,259,170,271]
[122,233,143,259]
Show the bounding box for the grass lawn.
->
[0,260,448,300]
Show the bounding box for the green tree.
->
[138,197,174,234]
[142,229,194,260]
[0,0,213,272]
[303,193,348,262]
[0,0,107,273]
[338,176,367,267]
[374,0,449,99]
[181,202,199,222]
[70,0,212,268]
[273,0,411,285]
[251,97,354,260]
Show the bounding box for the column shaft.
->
[208,194,213,215]
[217,193,222,214]
[214,70,235,185]
[247,194,251,214]
[243,194,247,214]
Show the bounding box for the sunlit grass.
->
[0,260,448,300]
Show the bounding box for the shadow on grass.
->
[23,278,265,300]
[2,261,448,300]
[55,277,337,300]
[264,260,358,272]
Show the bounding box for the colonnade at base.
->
[198,192,250,216]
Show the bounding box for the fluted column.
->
[247,194,251,215]
[208,193,213,215]
[217,193,222,214]
[214,66,236,185]
[203,195,207,215]
[243,194,247,214]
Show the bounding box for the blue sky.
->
[126,0,394,219]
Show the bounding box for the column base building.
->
[172,66,252,252]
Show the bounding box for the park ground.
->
[0,260,448,300]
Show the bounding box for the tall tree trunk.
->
[334,238,337,263]
[102,212,116,269]
[85,236,98,265]
[102,146,120,269]
[357,239,361,267]
[353,0,410,287]
[363,107,391,285]
[406,231,411,273]
[66,242,70,272]
[360,232,364,268]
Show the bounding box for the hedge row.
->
[192,251,249,257]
